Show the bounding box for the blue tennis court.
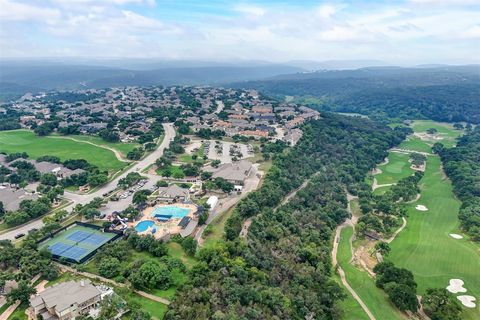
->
[49,242,72,255]
[61,246,88,260]
[82,234,110,245]
[39,223,118,263]
[67,230,94,242]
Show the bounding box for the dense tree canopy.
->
[166,114,407,319]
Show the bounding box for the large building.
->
[29,280,101,320]
[207,160,253,185]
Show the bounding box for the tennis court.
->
[38,224,117,263]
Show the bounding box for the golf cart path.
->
[372,177,395,191]
[332,194,376,320]
[384,217,407,244]
[48,136,130,162]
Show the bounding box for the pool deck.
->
[131,203,197,239]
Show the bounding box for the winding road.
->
[0,123,176,241]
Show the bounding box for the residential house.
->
[29,280,102,320]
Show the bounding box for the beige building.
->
[29,280,101,320]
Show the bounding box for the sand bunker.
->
[415,205,428,211]
[446,279,467,294]
[449,233,463,239]
[457,295,477,308]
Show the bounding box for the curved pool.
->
[135,220,155,232]
[152,206,190,219]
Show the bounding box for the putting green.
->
[389,155,480,319]
[0,130,127,173]
[375,152,414,185]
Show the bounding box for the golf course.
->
[336,120,479,319]
[0,130,130,173]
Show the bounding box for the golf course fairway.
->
[389,155,480,319]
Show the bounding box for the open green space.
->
[156,164,184,178]
[0,130,126,173]
[202,207,235,248]
[398,136,432,153]
[336,226,405,320]
[389,155,480,319]
[62,134,139,156]
[177,143,205,164]
[332,273,369,320]
[7,302,28,320]
[375,152,414,185]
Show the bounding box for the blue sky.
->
[0,0,479,64]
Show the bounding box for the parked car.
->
[14,233,25,239]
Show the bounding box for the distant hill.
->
[0,60,303,101]
[230,65,480,123]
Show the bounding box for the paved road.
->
[0,123,175,241]
[195,164,262,244]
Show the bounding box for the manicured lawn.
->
[124,292,167,320]
[177,144,205,164]
[332,273,369,320]
[398,136,432,153]
[411,120,463,148]
[375,152,414,185]
[389,156,480,319]
[7,303,28,320]
[0,130,126,173]
[65,135,139,156]
[336,226,405,320]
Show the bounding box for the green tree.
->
[422,288,462,320]
[98,257,121,278]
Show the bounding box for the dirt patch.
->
[352,240,377,277]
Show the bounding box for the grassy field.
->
[375,152,414,185]
[336,226,405,320]
[398,136,432,153]
[389,156,480,319]
[0,130,126,173]
[61,134,139,156]
[202,207,236,248]
[7,302,28,320]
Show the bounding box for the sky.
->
[0,0,479,64]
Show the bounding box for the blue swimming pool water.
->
[135,220,155,232]
[152,206,190,219]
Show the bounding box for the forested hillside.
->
[233,66,480,123]
[165,114,408,319]
[437,127,480,241]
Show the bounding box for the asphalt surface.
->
[0,123,175,241]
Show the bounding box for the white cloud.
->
[233,4,266,17]
[0,0,60,22]
[0,0,478,63]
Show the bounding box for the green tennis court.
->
[39,224,116,263]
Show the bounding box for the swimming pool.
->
[151,206,190,219]
[135,220,155,232]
